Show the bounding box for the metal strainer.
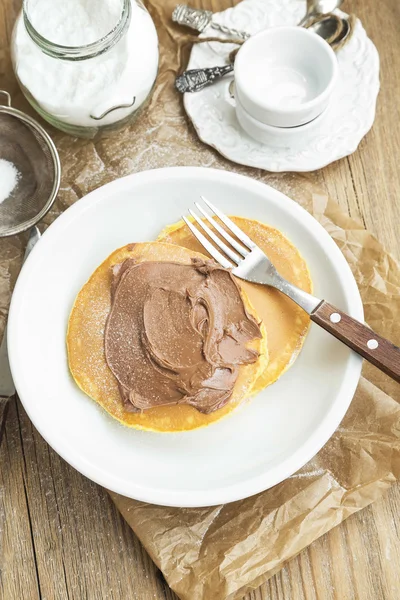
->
[0,90,61,445]
[0,90,60,237]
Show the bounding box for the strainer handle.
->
[0,226,41,448]
[0,91,11,107]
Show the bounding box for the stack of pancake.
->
[67,216,312,433]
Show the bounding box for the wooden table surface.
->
[1,1,400,599]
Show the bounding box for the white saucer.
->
[183,0,380,172]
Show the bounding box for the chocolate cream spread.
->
[104,258,262,414]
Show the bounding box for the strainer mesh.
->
[0,112,57,236]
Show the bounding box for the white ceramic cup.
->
[234,26,338,128]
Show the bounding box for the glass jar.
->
[11,0,159,139]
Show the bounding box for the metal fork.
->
[183,198,400,383]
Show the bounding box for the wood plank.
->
[315,0,400,259]
[0,400,41,600]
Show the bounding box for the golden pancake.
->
[157,217,312,393]
[67,242,268,433]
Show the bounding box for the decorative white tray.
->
[184,0,380,172]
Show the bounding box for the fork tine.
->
[189,209,241,264]
[201,197,256,250]
[195,202,249,257]
[181,216,233,269]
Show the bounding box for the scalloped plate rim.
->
[183,0,380,172]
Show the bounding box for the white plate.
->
[184,0,380,172]
[8,167,363,507]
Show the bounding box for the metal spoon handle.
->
[210,21,250,40]
[172,4,250,40]
[175,64,234,93]
[298,13,315,26]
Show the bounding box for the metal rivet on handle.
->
[330,313,341,323]
[367,339,379,350]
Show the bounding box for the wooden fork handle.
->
[311,301,400,383]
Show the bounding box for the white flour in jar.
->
[12,0,158,128]
[0,159,20,204]
[25,0,123,45]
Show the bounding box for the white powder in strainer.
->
[0,159,20,204]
